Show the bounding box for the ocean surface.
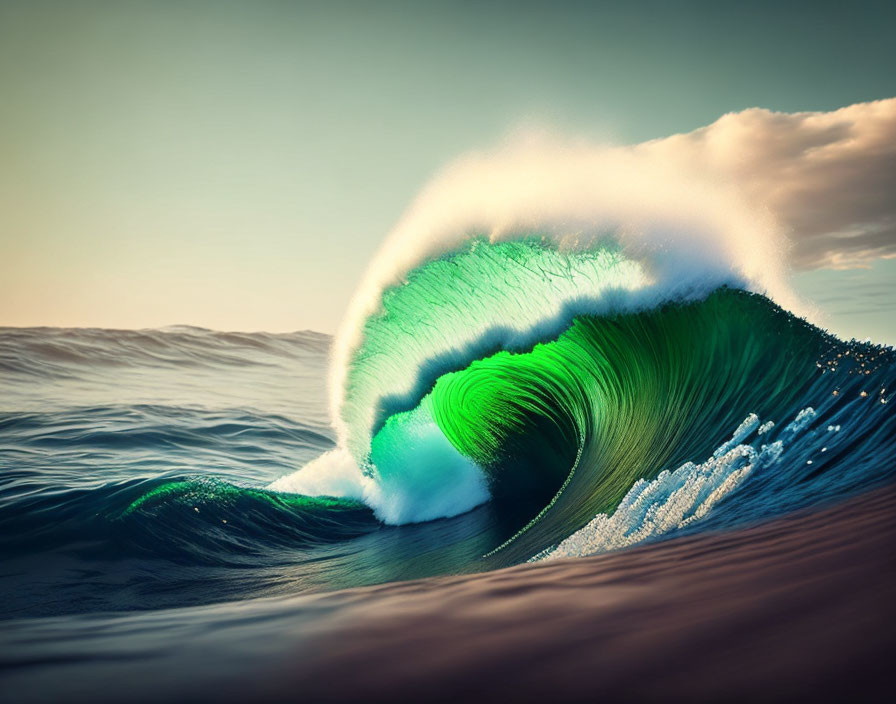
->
[1,238,895,701]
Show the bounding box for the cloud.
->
[641,98,896,269]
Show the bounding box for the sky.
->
[1,0,894,340]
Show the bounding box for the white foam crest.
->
[535,409,814,561]
[329,134,803,448]
[713,412,759,457]
[784,407,817,436]
[267,427,490,525]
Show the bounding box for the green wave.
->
[329,236,894,565]
[369,288,839,562]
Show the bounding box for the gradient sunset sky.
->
[1,1,894,340]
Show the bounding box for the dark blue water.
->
[2,317,896,619]
[0,327,522,618]
[0,317,894,702]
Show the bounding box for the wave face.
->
[428,286,894,565]
[272,233,894,573]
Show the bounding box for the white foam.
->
[535,409,814,561]
[713,413,759,457]
[268,448,367,502]
[268,423,490,525]
[784,407,816,436]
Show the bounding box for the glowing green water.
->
[370,288,831,563]
[345,238,648,460]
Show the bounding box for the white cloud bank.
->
[642,98,896,269]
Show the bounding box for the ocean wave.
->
[273,259,894,565]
